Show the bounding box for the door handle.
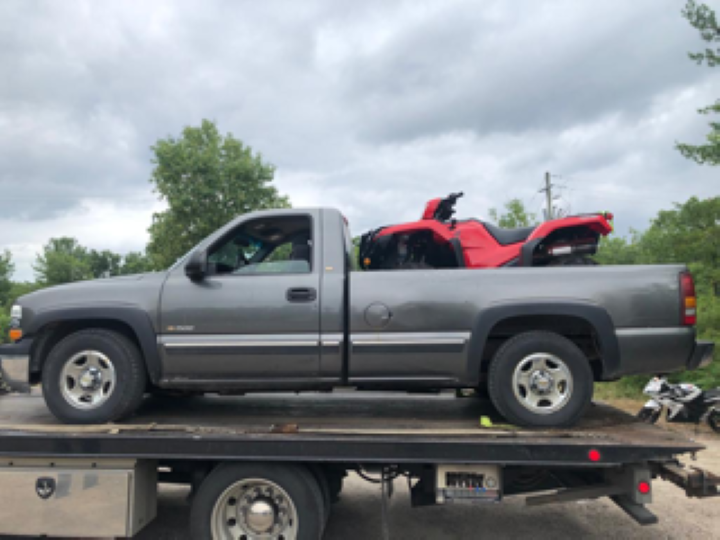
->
[286,287,317,302]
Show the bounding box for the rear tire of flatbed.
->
[488,331,593,428]
[190,462,324,540]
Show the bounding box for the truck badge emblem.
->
[36,477,56,499]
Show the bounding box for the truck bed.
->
[0,393,704,466]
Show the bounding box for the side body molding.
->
[27,306,162,384]
[467,300,621,382]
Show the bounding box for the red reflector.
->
[638,481,651,494]
[588,449,601,462]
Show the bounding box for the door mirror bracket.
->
[185,249,208,281]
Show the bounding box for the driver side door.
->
[157,212,321,387]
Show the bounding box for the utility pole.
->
[540,171,553,221]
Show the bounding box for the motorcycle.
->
[358,192,613,270]
[637,377,720,433]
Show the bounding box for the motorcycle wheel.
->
[548,255,598,266]
[637,408,661,424]
[708,410,720,433]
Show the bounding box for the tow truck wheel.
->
[488,331,593,428]
[191,463,324,540]
[42,329,147,424]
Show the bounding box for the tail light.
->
[680,271,697,326]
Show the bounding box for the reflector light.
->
[638,481,651,495]
[588,449,601,462]
[9,328,22,342]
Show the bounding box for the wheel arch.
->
[468,301,620,383]
[27,306,161,385]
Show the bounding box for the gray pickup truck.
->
[0,208,714,427]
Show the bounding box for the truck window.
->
[207,215,313,276]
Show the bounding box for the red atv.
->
[359,192,613,270]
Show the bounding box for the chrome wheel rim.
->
[512,353,573,415]
[211,478,299,540]
[60,351,116,410]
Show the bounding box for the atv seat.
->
[482,222,535,246]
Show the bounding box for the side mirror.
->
[185,249,208,281]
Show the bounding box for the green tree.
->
[88,249,122,278]
[594,233,643,265]
[33,237,92,286]
[488,199,538,229]
[147,119,290,269]
[0,250,13,306]
[677,1,720,165]
[120,251,154,275]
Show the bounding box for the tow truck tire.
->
[190,463,324,540]
[488,331,593,428]
[42,329,147,424]
[308,464,331,524]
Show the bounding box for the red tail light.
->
[680,271,697,326]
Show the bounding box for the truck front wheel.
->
[42,329,147,424]
[190,463,324,540]
[487,331,593,428]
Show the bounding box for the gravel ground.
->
[128,434,720,540]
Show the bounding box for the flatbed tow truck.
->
[0,392,718,539]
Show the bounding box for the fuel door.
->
[364,302,392,329]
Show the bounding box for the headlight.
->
[10,305,22,319]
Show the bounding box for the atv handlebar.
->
[434,192,464,221]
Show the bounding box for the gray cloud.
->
[0,0,718,280]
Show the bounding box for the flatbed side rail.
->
[653,460,720,498]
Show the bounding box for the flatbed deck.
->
[0,393,703,466]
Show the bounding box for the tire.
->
[190,463,324,540]
[487,331,594,428]
[325,468,346,503]
[42,329,147,424]
[708,410,720,433]
[308,464,331,526]
[547,255,597,266]
[637,408,661,424]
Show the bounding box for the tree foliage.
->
[677,1,720,165]
[147,119,290,269]
[33,237,92,286]
[488,199,538,229]
[33,238,154,286]
[0,250,13,307]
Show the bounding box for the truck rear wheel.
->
[487,331,593,428]
[42,329,147,424]
[190,463,324,540]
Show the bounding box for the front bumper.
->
[687,340,715,371]
[0,339,33,393]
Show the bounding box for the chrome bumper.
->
[0,354,30,393]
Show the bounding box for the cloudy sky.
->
[0,0,718,280]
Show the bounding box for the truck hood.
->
[15,272,169,334]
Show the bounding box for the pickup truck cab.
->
[0,208,714,427]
